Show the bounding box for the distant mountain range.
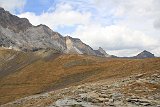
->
[0,7,156,58]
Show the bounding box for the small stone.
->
[96,97,109,103]
[109,99,114,103]
[127,98,152,106]
[99,94,108,98]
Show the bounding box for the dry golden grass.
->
[0,49,160,105]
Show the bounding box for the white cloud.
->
[72,24,160,56]
[107,49,141,57]
[0,0,26,13]
[71,0,160,56]
[151,47,160,56]
[18,3,91,30]
[154,18,160,29]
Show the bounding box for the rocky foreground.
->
[2,70,160,107]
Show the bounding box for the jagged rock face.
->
[0,7,66,52]
[0,7,110,56]
[0,7,32,33]
[95,47,111,57]
[94,50,104,56]
[0,24,67,52]
[65,36,96,55]
[135,50,155,58]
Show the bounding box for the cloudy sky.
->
[0,0,160,57]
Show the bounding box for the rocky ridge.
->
[0,7,109,57]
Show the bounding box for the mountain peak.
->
[98,47,105,52]
[0,7,5,11]
[94,47,111,57]
[142,50,149,53]
[141,50,153,54]
[135,50,155,58]
[65,35,81,41]
[0,7,32,33]
[0,7,9,15]
[65,35,96,55]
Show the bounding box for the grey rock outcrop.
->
[65,36,96,55]
[0,7,66,52]
[94,47,111,57]
[0,24,67,52]
[0,7,32,33]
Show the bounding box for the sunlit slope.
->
[0,48,160,105]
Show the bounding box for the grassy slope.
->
[0,49,160,105]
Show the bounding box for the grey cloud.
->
[154,18,160,29]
